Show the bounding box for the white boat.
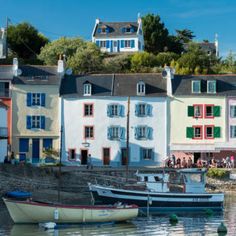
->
[3,198,138,223]
[89,168,224,211]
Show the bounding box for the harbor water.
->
[0,193,236,236]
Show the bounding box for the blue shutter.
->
[105,27,110,33]
[97,28,101,33]
[147,127,152,140]
[119,127,125,140]
[19,138,29,152]
[130,27,135,33]
[121,27,125,33]
[106,40,110,48]
[27,93,32,107]
[121,40,124,48]
[41,93,46,107]
[41,116,45,129]
[107,127,111,140]
[131,40,135,48]
[107,105,111,117]
[135,127,138,139]
[26,116,31,129]
[96,40,100,47]
[118,105,123,117]
[135,104,139,116]
[146,104,152,116]
[43,138,53,149]
[117,40,120,51]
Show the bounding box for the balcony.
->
[0,127,8,138]
[0,89,10,98]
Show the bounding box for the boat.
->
[88,168,224,211]
[3,197,138,223]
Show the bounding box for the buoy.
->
[205,209,214,216]
[169,214,178,224]
[217,222,227,234]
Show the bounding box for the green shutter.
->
[186,127,194,138]
[214,127,221,138]
[188,106,194,117]
[213,106,221,117]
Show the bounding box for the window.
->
[135,126,152,140]
[192,80,201,93]
[83,83,92,96]
[141,148,153,160]
[205,105,214,118]
[230,105,236,118]
[84,104,93,116]
[207,80,216,93]
[124,40,131,48]
[193,126,202,139]
[107,104,123,117]
[110,104,118,116]
[32,116,41,128]
[100,41,106,48]
[205,126,214,139]
[26,115,45,130]
[230,126,236,138]
[107,126,124,140]
[27,93,45,107]
[193,105,203,118]
[84,126,94,139]
[137,81,145,95]
[68,149,76,161]
[135,103,151,117]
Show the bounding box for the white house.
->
[60,73,168,166]
[0,101,8,162]
[92,16,144,53]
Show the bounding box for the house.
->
[60,73,168,166]
[92,16,144,54]
[170,74,236,163]
[11,59,63,163]
[0,28,7,59]
[0,100,8,162]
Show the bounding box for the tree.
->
[7,22,49,59]
[175,29,195,43]
[142,14,169,54]
[38,37,86,65]
[67,42,103,74]
[156,52,180,67]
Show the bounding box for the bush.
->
[207,168,229,179]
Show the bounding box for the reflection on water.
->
[0,193,236,236]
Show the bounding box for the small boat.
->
[3,198,138,223]
[89,168,224,211]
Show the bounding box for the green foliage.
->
[103,54,132,73]
[131,52,157,72]
[156,52,180,67]
[142,14,169,54]
[67,42,103,74]
[43,148,59,159]
[8,22,49,59]
[38,37,86,65]
[207,168,229,179]
[176,29,195,43]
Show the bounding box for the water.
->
[0,193,236,236]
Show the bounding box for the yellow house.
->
[170,75,228,163]
[11,63,62,163]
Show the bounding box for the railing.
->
[0,89,10,98]
[0,127,8,138]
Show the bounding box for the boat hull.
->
[3,198,138,223]
[89,184,224,211]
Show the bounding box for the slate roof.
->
[60,74,167,97]
[12,65,60,85]
[183,42,216,54]
[94,22,138,38]
[172,74,236,96]
[0,65,13,80]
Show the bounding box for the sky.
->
[1,0,236,58]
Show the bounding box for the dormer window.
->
[83,82,92,96]
[137,81,145,95]
[121,25,135,34]
[207,80,216,93]
[192,80,201,94]
[98,25,110,34]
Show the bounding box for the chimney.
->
[57,55,65,75]
[163,66,174,96]
[13,58,18,76]
[215,33,219,57]
[137,13,142,24]
[96,18,100,24]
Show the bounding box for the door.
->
[121,148,128,166]
[19,138,29,162]
[103,148,110,165]
[81,149,88,165]
[194,152,201,163]
[113,41,118,52]
[32,138,40,163]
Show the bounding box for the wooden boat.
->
[89,168,224,211]
[3,198,138,223]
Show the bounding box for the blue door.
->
[19,138,29,163]
[32,138,40,163]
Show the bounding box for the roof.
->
[183,42,216,53]
[0,100,8,109]
[12,65,60,85]
[94,22,138,38]
[0,65,13,80]
[172,74,236,96]
[60,74,167,97]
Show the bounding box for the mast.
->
[126,96,130,182]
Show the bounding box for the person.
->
[222,157,226,168]
[211,157,217,168]
[87,154,93,170]
[187,157,193,168]
[197,158,203,168]
[171,154,176,167]
[176,158,181,168]
[230,155,234,168]
[182,157,187,168]
[226,156,231,169]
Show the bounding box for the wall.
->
[62,96,167,166]
[0,106,7,162]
